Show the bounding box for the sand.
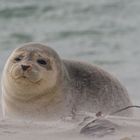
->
[0,82,140,140]
[0,110,140,140]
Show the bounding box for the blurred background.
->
[0,0,140,105]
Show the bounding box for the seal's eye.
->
[14,57,22,62]
[37,59,47,65]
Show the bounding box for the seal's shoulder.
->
[62,59,114,85]
[63,59,108,77]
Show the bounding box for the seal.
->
[1,43,133,121]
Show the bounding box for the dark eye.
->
[15,57,22,62]
[37,59,47,65]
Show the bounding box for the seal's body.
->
[1,43,133,121]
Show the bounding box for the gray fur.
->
[62,60,133,116]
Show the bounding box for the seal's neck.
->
[2,82,65,120]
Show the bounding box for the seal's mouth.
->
[21,75,27,79]
[12,75,42,85]
[18,73,41,83]
[10,66,42,84]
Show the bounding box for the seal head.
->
[3,43,63,99]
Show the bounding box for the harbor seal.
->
[1,43,133,121]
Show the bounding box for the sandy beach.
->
[0,116,140,140]
[0,97,139,140]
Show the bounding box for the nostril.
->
[21,65,30,71]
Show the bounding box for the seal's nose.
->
[21,65,30,71]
